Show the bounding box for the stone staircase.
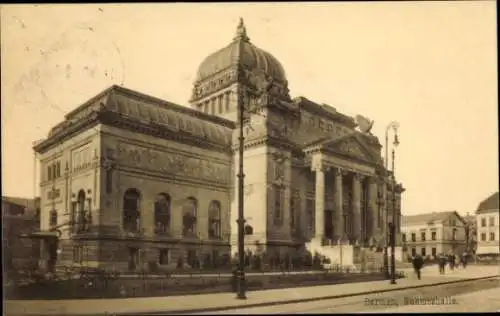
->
[305,239,356,270]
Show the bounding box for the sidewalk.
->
[5,265,499,316]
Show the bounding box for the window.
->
[431,231,437,241]
[154,194,171,234]
[128,248,139,271]
[431,247,437,257]
[421,248,426,256]
[76,190,88,232]
[411,248,416,257]
[489,217,495,227]
[402,233,406,242]
[481,218,487,227]
[490,232,496,241]
[49,209,57,226]
[421,232,426,241]
[481,233,486,241]
[452,229,456,241]
[105,169,113,194]
[123,189,141,233]
[411,233,416,242]
[159,249,169,265]
[182,197,197,237]
[73,246,83,264]
[56,161,61,178]
[273,186,284,225]
[48,165,53,181]
[208,200,221,239]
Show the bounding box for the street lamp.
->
[390,124,400,284]
[384,121,399,281]
[235,85,248,300]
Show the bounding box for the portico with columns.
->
[301,131,394,267]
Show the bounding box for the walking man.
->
[412,254,424,280]
[438,253,447,275]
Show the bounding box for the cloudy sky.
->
[1,2,497,216]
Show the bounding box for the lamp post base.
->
[390,279,397,285]
[235,270,247,300]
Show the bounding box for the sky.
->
[1,2,498,217]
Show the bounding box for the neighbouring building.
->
[2,196,41,272]
[30,19,404,272]
[401,211,467,260]
[475,192,499,258]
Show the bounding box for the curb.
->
[134,275,500,315]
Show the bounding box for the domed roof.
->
[194,18,287,84]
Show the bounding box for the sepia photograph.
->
[1,2,499,315]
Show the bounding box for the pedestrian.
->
[462,252,468,268]
[438,253,447,275]
[412,254,424,280]
[449,253,456,270]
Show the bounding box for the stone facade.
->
[32,19,404,272]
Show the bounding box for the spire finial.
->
[234,17,250,42]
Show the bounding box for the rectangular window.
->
[452,229,456,241]
[431,247,437,257]
[421,248,426,256]
[49,210,57,226]
[481,233,486,241]
[481,218,487,227]
[106,169,113,194]
[56,161,61,178]
[490,232,495,241]
[411,248,416,257]
[273,186,284,225]
[402,233,406,242]
[48,165,52,181]
[73,246,83,263]
[431,231,437,241]
[489,217,495,227]
[421,232,426,241]
[411,233,416,242]
[159,249,169,265]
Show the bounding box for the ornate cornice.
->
[35,110,235,155]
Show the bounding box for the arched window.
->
[208,201,221,239]
[155,193,171,235]
[182,197,197,237]
[123,189,141,233]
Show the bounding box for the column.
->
[351,174,362,244]
[314,167,325,240]
[333,168,344,242]
[368,177,378,245]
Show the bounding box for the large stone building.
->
[32,19,404,272]
[401,211,467,260]
[475,192,499,258]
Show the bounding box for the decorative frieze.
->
[117,143,230,184]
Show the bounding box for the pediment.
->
[324,134,379,165]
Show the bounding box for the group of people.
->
[412,251,469,280]
[437,252,469,274]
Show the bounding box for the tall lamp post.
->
[390,124,400,284]
[235,86,247,300]
[384,121,399,281]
